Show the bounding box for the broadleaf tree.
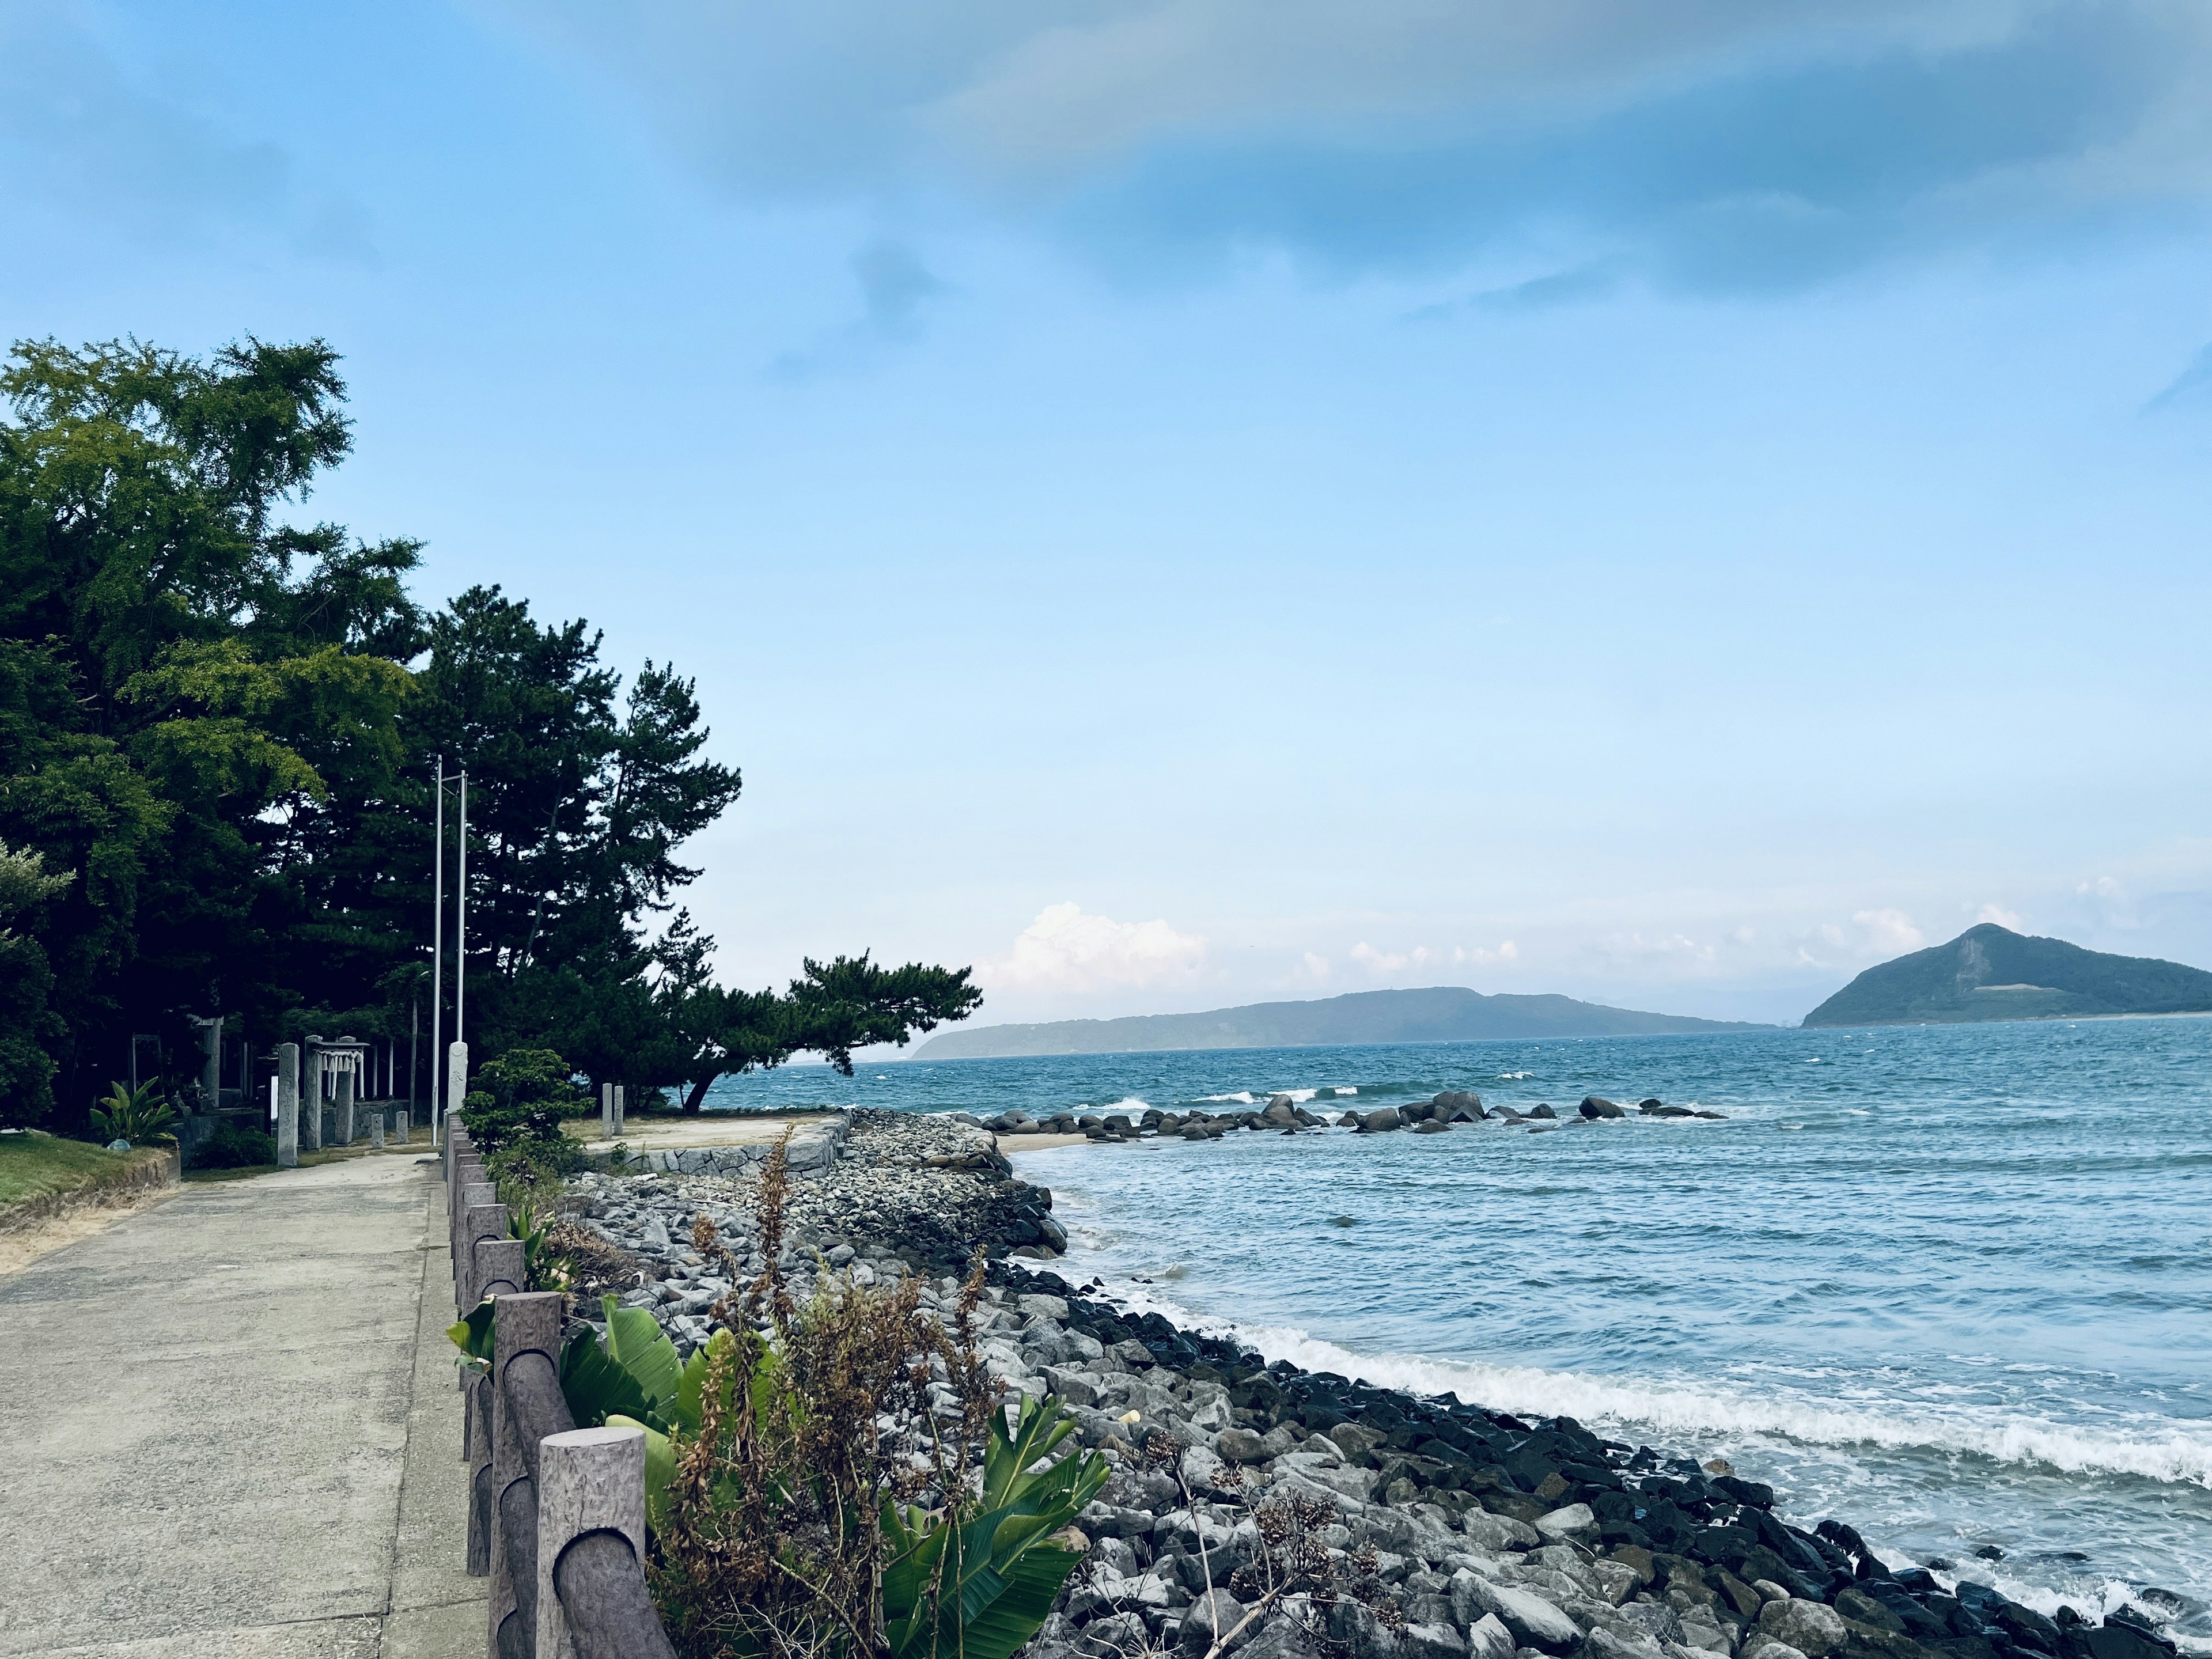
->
[0,335,981,1127]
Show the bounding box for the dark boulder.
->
[1358,1108,1404,1133]
[1528,1104,1557,1120]
[1580,1096,1624,1119]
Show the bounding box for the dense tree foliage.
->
[0,336,978,1129]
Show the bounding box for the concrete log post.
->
[275,1042,300,1168]
[396,1108,409,1145]
[536,1426,649,1659]
[475,1237,525,1301]
[453,1162,487,1231]
[466,1372,494,1572]
[490,1293,566,1659]
[371,1113,385,1150]
[335,1064,356,1147]
[613,1084,624,1138]
[452,1162,487,1294]
[461,1197,505,1309]
[601,1081,613,1141]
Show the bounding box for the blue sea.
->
[703,1018,2212,1649]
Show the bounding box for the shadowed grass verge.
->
[0,1130,176,1225]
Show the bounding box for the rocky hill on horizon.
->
[1803,923,2212,1027]
[913,985,1766,1060]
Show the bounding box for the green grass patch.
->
[0,1130,167,1216]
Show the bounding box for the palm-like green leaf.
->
[603,1294,684,1422]
[445,1297,498,1364]
[883,1393,1109,1659]
[560,1325,659,1429]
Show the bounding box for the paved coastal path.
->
[0,1153,482,1658]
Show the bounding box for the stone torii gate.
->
[304,1036,370,1148]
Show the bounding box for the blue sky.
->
[5,0,2210,1026]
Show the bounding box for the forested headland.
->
[0,336,977,1134]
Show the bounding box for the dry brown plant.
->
[649,1132,1003,1659]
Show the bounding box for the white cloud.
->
[1350,941,1419,974]
[1298,952,1331,982]
[1853,908,1925,955]
[981,902,1205,991]
[1976,903,2025,929]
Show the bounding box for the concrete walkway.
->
[0,1153,484,1657]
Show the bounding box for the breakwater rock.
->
[976,1091,1725,1141]
[558,1108,2179,1659]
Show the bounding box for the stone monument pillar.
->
[445,1041,469,1132]
[601,1081,613,1140]
[613,1084,625,1137]
[199,1016,222,1113]
[302,1044,324,1152]
[335,1061,357,1146]
[276,1042,300,1168]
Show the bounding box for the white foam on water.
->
[1088,1283,2212,1490]
[1335,1087,1359,1096]
[1198,1092,1256,1104]
[1104,1097,1150,1113]
[1498,1071,1534,1080]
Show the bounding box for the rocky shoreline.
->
[561,1108,2181,1659]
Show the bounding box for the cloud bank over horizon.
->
[506,0,2212,294]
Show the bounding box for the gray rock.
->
[642,1214,672,1250]
[1093,1536,1145,1578]
[1460,1510,1538,1552]
[1327,1599,1402,1659]
[1215,1427,1269,1463]
[1465,1614,1517,1659]
[1328,1422,1386,1461]
[1589,1558,1640,1605]
[1457,1581,1580,1654]
[1614,1603,1684,1647]
[1180,1589,1248,1652]
[1527,1105,1557,1120]
[1582,1631,1664,1659]
[1358,1108,1404,1133]
[1400,1624,1468,1659]
[1534,1503,1597,1544]
[1414,1120,1450,1134]
[1238,1614,1324,1659]
[1758,1599,1848,1658]
[1076,1611,1149,1657]
[1740,1638,1809,1659]
[1079,1502,1158,1540]
[1578,1097,1624,1120]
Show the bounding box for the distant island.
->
[1803,923,2212,1027]
[912,986,1767,1059]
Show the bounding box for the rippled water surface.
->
[707,1019,2212,1646]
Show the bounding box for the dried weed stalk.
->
[1130,1430,1397,1659]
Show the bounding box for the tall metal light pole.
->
[429,755,445,1135]
[456,767,468,1050]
